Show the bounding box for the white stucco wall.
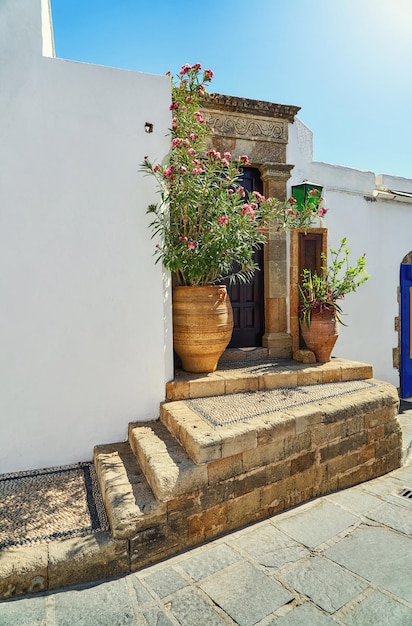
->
[288,120,412,389]
[0,0,173,473]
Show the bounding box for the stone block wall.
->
[128,381,401,570]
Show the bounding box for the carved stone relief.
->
[203,111,287,143]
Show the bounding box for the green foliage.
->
[141,64,326,286]
[298,238,369,328]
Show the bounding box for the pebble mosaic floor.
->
[186,379,376,427]
[0,463,109,549]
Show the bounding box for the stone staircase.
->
[94,354,402,574]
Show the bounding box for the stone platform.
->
[0,358,403,599]
[93,359,401,579]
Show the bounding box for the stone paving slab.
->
[325,525,412,604]
[279,555,368,613]
[268,601,338,625]
[199,561,294,626]
[342,590,412,626]
[274,499,360,548]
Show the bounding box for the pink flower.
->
[228,189,234,194]
[187,148,195,155]
[192,63,202,71]
[163,166,175,178]
[189,133,198,140]
[188,241,196,250]
[218,216,228,226]
[179,64,192,75]
[253,191,265,203]
[288,196,297,205]
[206,150,221,160]
[236,186,246,197]
[194,111,205,123]
[169,102,179,111]
[171,138,183,148]
[192,168,202,174]
[241,204,256,220]
[203,69,214,82]
[179,236,188,242]
[223,152,231,159]
[318,207,328,217]
[153,164,160,173]
[240,155,250,165]
[308,188,320,196]
[221,158,229,167]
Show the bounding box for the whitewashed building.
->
[1,0,411,474]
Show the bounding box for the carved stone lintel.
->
[203,111,287,143]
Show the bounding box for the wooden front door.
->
[225,168,264,348]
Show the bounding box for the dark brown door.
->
[299,232,323,278]
[298,232,323,348]
[225,168,264,348]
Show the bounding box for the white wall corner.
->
[41,0,55,57]
[287,118,313,189]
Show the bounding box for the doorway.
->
[225,167,264,348]
[400,260,412,398]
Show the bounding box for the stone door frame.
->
[201,93,300,357]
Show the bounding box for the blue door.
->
[400,264,412,398]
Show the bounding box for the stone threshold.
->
[166,357,374,401]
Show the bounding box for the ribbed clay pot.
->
[301,310,339,362]
[173,285,234,373]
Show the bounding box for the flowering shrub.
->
[141,64,326,286]
[298,238,369,327]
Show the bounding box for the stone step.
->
[161,377,392,466]
[93,442,166,539]
[165,358,374,401]
[128,420,207,501]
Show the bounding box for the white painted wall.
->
[0,0,173,473]
[288,120,412,389]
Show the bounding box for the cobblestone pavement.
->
[1,406,411,626]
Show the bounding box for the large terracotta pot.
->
[173,285,234,373]
[300,310,339,363]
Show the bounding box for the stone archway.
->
[201,94,300,357]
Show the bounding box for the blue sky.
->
[50,0,412,179]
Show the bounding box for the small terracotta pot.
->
[301,310,339,362]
